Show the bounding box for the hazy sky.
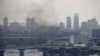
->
[0,0,100,26]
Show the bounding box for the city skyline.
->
[0,14,99,26]
[0,0,100,56]
[1,14,98,32]
[0,0,100,25]
[1,14,99,27]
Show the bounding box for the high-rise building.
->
[9,21,22,32]
[87,18,97,29]
[74,13,79,31]
[81,22,88,29]
[3,16,8,30]
[80,18,98,36]
[81,18,98,30]
[26,17,31,32]
[0,25,3,37]
[31,17,36,32]
[67,16,71,31]
[26,17,36,32]
[59,22,65,31]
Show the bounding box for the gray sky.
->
[0,0,100,26]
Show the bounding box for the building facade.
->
[74,13,79,32]
[3,16,8,30]
[26,17,36,32]
[67,16,71,31]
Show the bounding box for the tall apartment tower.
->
[74,13,79,31]
[26,17,31,32]
[31,17,35,32]
[26,17,36,32]
[3,16,8,30]
[67,16,71,31]
[59,22,65,31]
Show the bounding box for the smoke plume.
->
[0,0,58,26]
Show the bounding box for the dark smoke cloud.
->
[0,0,58,26]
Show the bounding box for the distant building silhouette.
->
[9,21,23,32]
[0,25,3,37]
[26,17,31,32]
[81,22,88,29]
[26,17,36,32]
[3,16,8,31]
[74,13,79,32]
[80,18,98,36]
[66,16,71,31]
[59,22,65,32]
[88,18,97,29]
[81,18,97,30]
[31,17,36,32]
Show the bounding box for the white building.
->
[74,13,79,31]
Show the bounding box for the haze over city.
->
[1,0,100,56]
[0,0,100,25]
